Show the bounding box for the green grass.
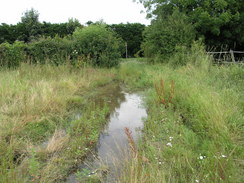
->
[0,54,243,182]
[0,63,117,182]
[118,56,243,183]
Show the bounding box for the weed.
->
[155,79,175,108]
[29,148,41,181]
[124,127,137,158]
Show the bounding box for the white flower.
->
[221,154,227,158]
[169,136,173,141]
[199,156,204,160]
[198,154,206,160]
[85,148,88,151]
[195,180,199,183]
[166,142,172,147]
[158,161,163,165]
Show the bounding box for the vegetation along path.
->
[0,55,243,183]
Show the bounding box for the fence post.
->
[230,50,235,63]
[125,42,128,59]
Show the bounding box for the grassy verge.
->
[119,55,243,182]
[0,64,118,182]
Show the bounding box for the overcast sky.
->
[0,0,150,25]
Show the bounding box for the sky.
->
[0,0,150,25]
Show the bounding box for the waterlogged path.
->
[67,91,147,182]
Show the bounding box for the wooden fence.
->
[207,50,244,64]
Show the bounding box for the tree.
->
[19,8,42,42]
[66,18,82,34]
[109,23,145,57]
[73,24,123,67]
[137,0,244,50]
[142,9,195,61]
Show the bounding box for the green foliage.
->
[168,41,211,67]
[20,8,42,42]
[109,23,145,57]
[29,148,41,177]
[73,24,123,67]
[66,18,82,35]
[26,36,72,65]
[0,23,18,44]
[0,41,26,68]
[0,9,82,44]
[119,61,152,88]
[142,10,195,62]
[21,119,55,143]
[137,0,244,50]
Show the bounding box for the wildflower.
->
[166,142,172,147]
[85,148,88,151]
[221,154,227,158]
[195,180,199,183]
[158,161,162,165]
[198,154,206,160]
[169,136,173,141]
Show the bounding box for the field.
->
[0,50,243,182]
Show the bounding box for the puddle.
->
[66,92,147,183]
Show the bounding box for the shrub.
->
[0,41,26,68]
[26,36,73,65]
[142,9,195,63]
[168,40,211,68]
[73,24,123,67]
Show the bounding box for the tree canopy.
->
[0,9,82,44]
[138,0,244,50]
[142,9,195,60]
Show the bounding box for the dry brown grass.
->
[46,129,69,153]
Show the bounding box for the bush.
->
[142,9,195,63]
[26,36,73,65]
[0,41,26,68]
[168,41,211,68]
[73,24,123,67]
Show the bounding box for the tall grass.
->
[0,63,116,182]
[0,47,243,182]
[119,50,243,182]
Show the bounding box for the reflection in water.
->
[88,83,126,113]
[67,91,147,183]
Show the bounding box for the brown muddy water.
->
[66,87,147,183]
